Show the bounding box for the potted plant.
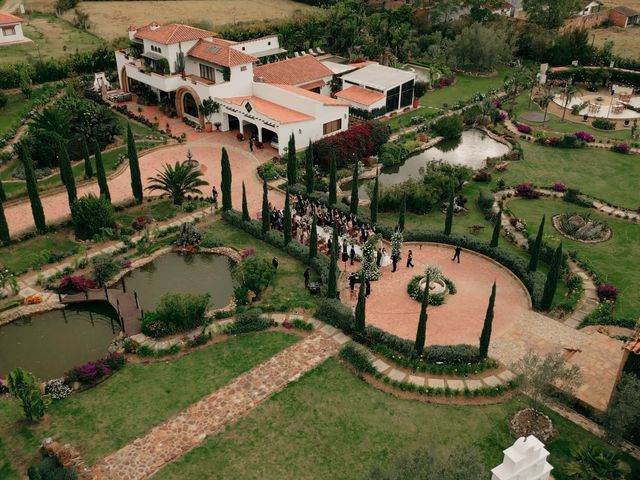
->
[165,122,171,135]
[201,97,219,133]
[213,121,221,132]
[236,132,244,141]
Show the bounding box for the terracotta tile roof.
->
[222,96,314,124]
[336,85,385,106]
[298,79,325,91]
[612,5,639,16]
[271,84,349,107]
[188,39,256,67]
[134,23,215,45]
[0,11,24,24]
[254,56,333,85]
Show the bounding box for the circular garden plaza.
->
[1,66,640,479]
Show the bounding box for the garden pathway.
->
[90,332,340,479]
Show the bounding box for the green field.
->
[0,233,79,274]
[0,86,59,138]
[0,332,298,475]
[153,358,640,480]
[508,198,640,320]
[496,142,640,210]
[0,13,103,65]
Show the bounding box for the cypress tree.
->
[354,274,366,335]
[398,192,406,232]
[81,136,93,179]
[444,191,454,235]
[528,215,545,272]
[241,181,250,221]
[327,223,338,298]
[261,179,270,235]
[287,133,297,186]
[490,206,502,248]
[328,151,337,205]
[0,200,10,244]
[221,147,232,211]
[17,142,46,233]
[541,243,562,310]
[127,124,143,203]
[305,141,314,194]
[350,162,359,215]
[370,172,379,224]
[414,275,429,357]
[283,187,292,245]
[93,139,110,202]
[0,180,6,202]
[479,282,497,358]
[56,136,77,207]
[308,213,317,261]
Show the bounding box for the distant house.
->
[609,5,640,27]
[577,0,603,16]
[0,11,30,46]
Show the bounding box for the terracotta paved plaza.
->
[344,243,531,345]
[4,138,280,235]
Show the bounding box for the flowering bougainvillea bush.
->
[552,182,567,192]
[516,123,532,134]
[313,120,390,169]
[613,143,630,154]
[575,131,595,142]
[597,283,618,302]
[515,183,539,199]
[66,352,125,386]
[434,75,455,89]
[59,275,96,293]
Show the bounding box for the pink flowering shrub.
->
[497,111,507,123]
[240,248,255,259]
[543,137,561,146]
[613,143,630,154]
[59,275,96,293]
[575,131,594,142]
[492,99,502,109]
[66,352,125,386]
[597,284,618,302]
[434,76,455,89]
[515,183,539,199]
[516,123,532,134]
[121,259,132,269]
[552,182,567,192]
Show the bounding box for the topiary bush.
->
[71,194,116,240]
[315,298,354,333]
[340,343,376,374]
[90,254,121,286]
[223,308,275,334]
[431,114,463,139]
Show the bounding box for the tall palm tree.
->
[31,107,71,138]
[561,82,579,122]
[566,444,627,480]
[145,161,208,205]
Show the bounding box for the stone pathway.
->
[494,190,600,328]
[90,331,341,479]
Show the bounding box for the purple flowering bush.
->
[515,183,539,199]
[66,352,125,385]
[552,182,567,192]
[516,123,532,134]
[597,284,618,302]
[575,131,594,142]
[613,143,630,154]
[59,275,96,293]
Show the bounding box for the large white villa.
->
[115,22,415,154]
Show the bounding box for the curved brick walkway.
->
[4,138,280,236]
[90,332,340,479]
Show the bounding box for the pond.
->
[0,304,120,380]
[343,129,510,200]
[123,252,234,312]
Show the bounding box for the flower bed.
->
[66,352,125,386]
[510,408,556,443]
[515,123,532,134]
[575,131,594,142]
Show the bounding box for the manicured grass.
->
[510,92,632,142]
[153,358,640,480]
[0,13,103,65]
[115,198,181,225]
[0,331,299,473]
[0,233,79,274]
[207,220,318,312]
[420,65,514,110]
[495,142,640,210]
[0,85,58,137]
[507,198,640,320]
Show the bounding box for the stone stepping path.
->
[90,332,341,479]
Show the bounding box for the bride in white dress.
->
[380,247,392,268]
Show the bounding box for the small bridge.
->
[60,283,142,336]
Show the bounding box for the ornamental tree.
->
[0,200,10,244]
[305,140,314,194]
[478,282,496,358]
[261,179,270,235]
[308,213,318,261]
[93,139,111,202]
[242,181,250,221]
[287,133,297,186]
[81,135,93,179]
[127,123,143,203]
[360,235,381,281]
[56,135,77,207]
[528,215,545,272]
[443,191,454,235]
[354,274,366,336]
[16,141,46,233]
[541,242,562,310]
[221,147,232,210]
[283,187,292,245]
[370,172,379,223]
[7,368,48,422]
[414,276,429,357]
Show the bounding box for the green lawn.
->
[153,358,640,480]
[0,85,59,138]
[207,220,318,312]
[0,331,299,475]
[420,65,514,110]
[509,92,632,143]
[496,142,640,210]
[508,198,640,320]
[0,233,79,274]
[0,13,102,66]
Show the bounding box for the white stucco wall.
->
[232,35,280,55]
[0,22,26,45]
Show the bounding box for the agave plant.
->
[566,444,629,480]
[146,161,208,205]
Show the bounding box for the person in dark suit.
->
[365,279,371,297]
[272,257,279,269]
[452,245,462,263]
[406,250,414,268]
[350,245,356,265]
[392,256,398,272]
[376,248,382,268]
[304,268,310,288]
[349,273,357,300]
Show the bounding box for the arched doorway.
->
[175,87,204,127]
[183,92,199,119]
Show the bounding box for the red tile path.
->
[343,243,531,345]
[4,138,282,236]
